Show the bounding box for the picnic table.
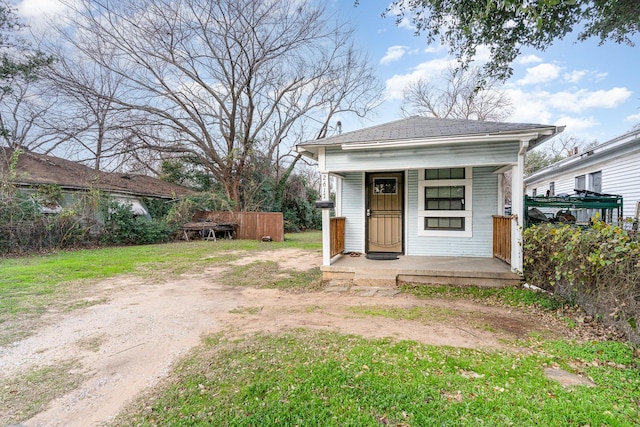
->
[180,222,237,241]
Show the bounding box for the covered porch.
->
[323,215,519,288]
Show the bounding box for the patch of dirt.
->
[0,248,607,427]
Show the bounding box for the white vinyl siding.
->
[602,155,639,219]
[340,172,365,253]
[325,141,519,172]
[525,151,640,219]
[406,167,496,257]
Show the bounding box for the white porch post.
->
[320,172,331,266]
[497,172,505,215]
[317,148,332,266]
[511,140,528,272]
[334,175,342,217]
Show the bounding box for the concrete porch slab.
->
[321,255,521,288]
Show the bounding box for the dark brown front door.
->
[366,172,404,253]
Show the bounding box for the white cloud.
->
[549,87,631,112]
[472,45,492,63]
[424,45,445,54]
[503,86,630,126]
[380,45,408,65]
[517,63,562,85]
[594,72,608,82]
[553,116,599,133]
[625,112,640,123]
[384,58,455,100]
[563,70,587,84]
[16,0,74,30]
[385,3,416,32]
[396,16,414,31]
[519,54,543,65]
[503,88,554,124]
[17,0,66,17]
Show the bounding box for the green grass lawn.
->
[0,232,321,317]
[113,330,639,427]
[0,232,321,345]
[2,231,639,427]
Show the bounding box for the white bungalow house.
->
[296,116,563,284]
[524,128,640,225]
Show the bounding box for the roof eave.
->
[339,130,557,151]
[12,181,186,200]
[295,145,318,160]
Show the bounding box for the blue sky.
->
[15,0,640,149]
[326,0,640,147]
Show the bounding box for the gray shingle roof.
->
[298,116,558,147]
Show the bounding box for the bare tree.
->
[1,2,56,151]
[55,0,382,209]
[42,49,145,171]
[0,76,68,152]
[401,65,512,121]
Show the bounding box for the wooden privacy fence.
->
[193,211,284,242]
[330,217,346,257]
[492,215,512,264]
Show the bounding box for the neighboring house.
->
[1,147,193,218]
[296,116,562,273]
[524,129,640,224]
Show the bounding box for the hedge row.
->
[523,222,639,343]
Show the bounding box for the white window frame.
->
[418,167,472,237]
[588,171,602,193]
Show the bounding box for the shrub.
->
[0,181,102,254]
[101,199,174,245]
[523,222,640,343]
[164,192,232,229]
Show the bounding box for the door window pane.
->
[373,178,397,194]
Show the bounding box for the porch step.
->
[353,269,398,287]
[321,256,521,288]
[323,279,401,297]
[397,271,520,288]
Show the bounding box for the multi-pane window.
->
[419,167,472,236]
[424,217,465,231]
[425,167,465,180]
[590,171,602,193]
[425,186,465,210]
[575,172,602,193]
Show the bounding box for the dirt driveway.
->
[1,248,571,427]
